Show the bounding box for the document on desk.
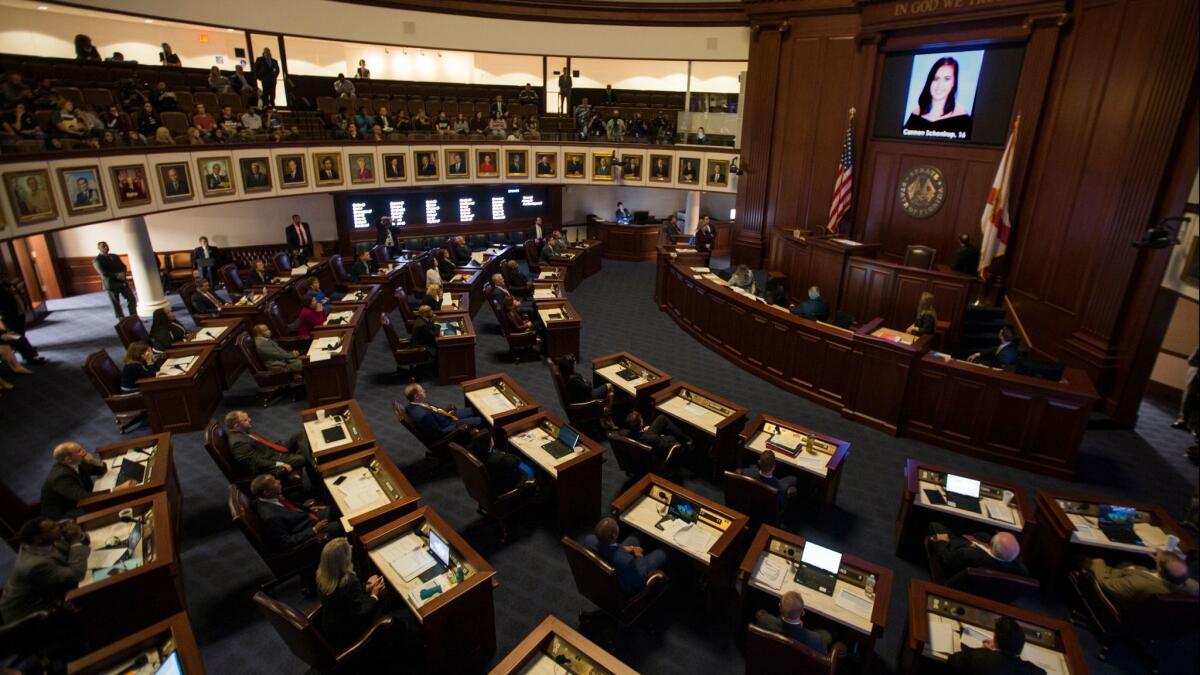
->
[959,623,990,650]
[672,523,719,555]
[690,267,711,273]
[929,618,958,655]
[336,468,389,514]
[193,326,226,341]
[156,355,196,376]
[835,588,873,619]
[754,556,787,591]
[1133,523,1167,548]
[985,501,1016,524]
[1022,644,1068,675]
[326,310,355,325]
[92,466,120,493]
[89,521,134,545]
[533,288,557,299]
[379,534,436,582]
[87,546,127,570]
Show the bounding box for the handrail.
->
[1004,295,1034,352]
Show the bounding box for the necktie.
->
[423,402,458,421]
[277,496,318,523]
[203,291,221,307]
[249,432,291,454]
[296,224,307,245]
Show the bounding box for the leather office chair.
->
[394,288,417,332]
[546,358,606,429]
[723,470,782,528]
[392,400,472,462]
[495,305,542,363]
[82,349,146,433]
[264,301,311,352]
[328,255,351,293]
[381,315,432,381]
[403,263,427,299]
[489,232,507,246]
[0,603,56,673]
[218,263,246,300]
[923,538,1039,602]
[560,536,668,633]
[606,432,663,480]
[272,252,292,275]
[902,245,936,270]
[204,420,254,491]
[370,245,390,268]
[482,283,500,316]
[405,238,427,252]
[228,485,321,585]
[114,316,150,348]
[1069,568,1200,670]
[178,281,219,320]
[448,442,536,542]
[508,231,526,246]
[744,623,846,675]
[468,233,488,250]
[523,239,542,274]
[237,333,300,407]
[0,482,37,553]
[253,591,395,674]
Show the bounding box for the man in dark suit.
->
[189,278,227,315]
[40,442,134,519]
[192,235,220,286]
[951,233,981,277]
[565,155,584,176]
[741,451,798,511]
[93,241,137,319]
[754,591,833,655]
[162,166,189,197]
[449,236,472,265]
[281,158,304,184]
[249,474,337,552]
[447,152,467,176]
[967,326,1021,369]
[582,517,667,595]
[285,214,314,259]
[403,382,484,440]
[614,202,632,224]
[410,306,440,358]
[502,259,529,291]
[253,47,280,108]
[947,617,1046,674]
[927,522,1028,579]
[224,410,316,484]
[791,286,831,322]
[489,95,507,119]
[417,154,437,177]
[372,215,392,249]
[0,517,88,622]
[622,411,689,468]
[350,249,375,282]
[536,156,554,176]
[0,274,44,364]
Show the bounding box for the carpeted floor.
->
[0,257,1196,674]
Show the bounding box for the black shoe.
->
[1171,419,1188,430]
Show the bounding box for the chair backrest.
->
[264,301,290,337]
[392,400,428,444]
[370,245,390,267]
[381,314,404,352]
[329,255,350,284]
[524,239,540,266]
[561,536,625,615]
[115,316,150,347]
[468,233,487,249]
[723,470,781,527]
[237,332,271,376]
[508,231,526,245]
[745,623,844,675]
[252,591,336,671]
[272,252,292,273]
[219,263,245,296]
[395,289,416,326]
[944,567,1041,604]
[546,358,572,408]
[449,442,496,510]
[1122,590,1200,640]
[82,349,122,399]
[178,281,202,316]
[0,480,36,552]
[902,245,936,270]
[204,420,243,483]
[489,232,507,245]
[228,483,269,554]
[607,432,655,477]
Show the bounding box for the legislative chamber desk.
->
[362,506,497,673]
[359,260,411,306]
[139,346,222,433]
[895,459,1035,559]
[586,220,661,261]
[444,267,487,316]
[70,493,182,646]
[303,329,357,407]
[261,280,304,324]
[535,299,581,361]
[82,433,181,539]
[68,612,204,675]
[545,249,584,291]
[217,286,279,328]
[318,446,419,535]
[739,415,849,519]
[489,614,636,675]
[462,373,540,445]
[432,311,477,384]
[652,382,748,477]
[314,304,368,369]
[766,230,879,309]
[739,525,893,658]
[1033,490,1196,579]
[613,474,749,586]
[901,580,1086,675]
[657,256,1098,478]
[502,412,604,532]
[531,280,566,301]
[185,317,247,389]
[334,283,383,340]
[592,352,672,418]
[300,399,376,462]
[575,239,604,277]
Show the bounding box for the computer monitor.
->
[428,529,451,568]
[126,522,142,551]
[1099,504,1136,527]
[945,474,981,499]
[668,494,699,523]
[556,426,580,451]
[154,652,182,675]
[633,210,650,224]
[800,542,842,575]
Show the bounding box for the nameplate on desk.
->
[193,326,226,341]
[157,355,197,376]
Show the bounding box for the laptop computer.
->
[944,474,982,514]
[668,494,699,524]
[616,368,641,381]
[321,425,347,444]
[115,459,147,485]
[633,210,650,224]
[794,542,841,596]
[1098,504,1142,545]
[418,529,452,583]
[541,426,581,460]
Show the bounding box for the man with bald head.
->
[40,442,135,519]
[1083,549,1199,609]
[926,521,1028,579]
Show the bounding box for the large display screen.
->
[873,44,1024,145]
[341,185,548,228]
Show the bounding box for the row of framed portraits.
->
[0,145,738,239]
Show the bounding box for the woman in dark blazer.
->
[149,307,188,352]
[316,537,385,648]
[906,291,938,336]
[120,342,159,391]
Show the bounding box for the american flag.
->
[827,114,855,234]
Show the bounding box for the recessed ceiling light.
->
[37,5,49,9]
[226,28,234,32]
[144,19,154,23]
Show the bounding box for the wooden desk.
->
[318,446,419,535]
[592,352,672,419]
[652,382,748,477]
[655,245,710,307]
[547,250,584,291]
[139,346,222,433]
[902,580,1086,675]
[71,494,182,646]
[82,434,180,539]
[502,412,604,533]
[359,263,409,306]
[362,507,497,673]
[530,280,567,302]
[1033,490,1196,578]
[739,525,893,655]
[300,399,376,462]
[334,283,383,341]
[462,373,539,446]
[314,304,368,369]
[535,299,581,361]
[576,239,604,277]
[613,474,748,585]
[840,256,975,351]
[444,267,487,316]
[432,311,477,384]
[186,317,246,389]
[303,329,357,407]
[766,230,879,309]
[489,614,636,675]
[739,415,849,519]
[217,286,279,329]
[895,459,1035,559]
[587,220,661,261]
[842,319,932,436]
[68,612,204,675]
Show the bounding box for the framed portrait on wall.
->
[3,169,57,225]
[196,157,234,197]
[444,149,470,179]
[277,154,307,188]
[414,151,439,181]
[156,162,193,202]
[506,149,529,178]
[110,164,152,207]
[649,154,672,183]
[678,157,700,185]
[313,152,343,186]
[534,152,557,178]
[705,159,730,187]
[621,153,644,181]
[348,153,375,184]
[591,153,614,181]
[57,166,105,215]
[238,157,273,193]
[475,149,499,178]
[564,152,586,179]
[382,154,407,182]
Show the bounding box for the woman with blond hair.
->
[153,127,175,145]
[316,537,385,648]
[120,341,159,391]
[907,291,938,336]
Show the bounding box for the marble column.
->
[120,216,170,318]
[683,190,702,234]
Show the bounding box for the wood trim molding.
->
[328,0,749,26]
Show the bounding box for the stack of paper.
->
[985,502,1016,524]
[194,326,226,341]
[156,355,196,377]
[754,556,787,590]
[672,523,719,554]
[336,468,389,514]
[835,588,873,618]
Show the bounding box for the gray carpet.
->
[0,257,1196,674]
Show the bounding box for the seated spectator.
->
[241,107,263,133]
[264,107,283,132]
[355,60,370,79]
[153,127,175,145]
[159,42,181,67]
[490,94,508,119]
[790,286,830,321]
[1080,550,1198,609]
[186,127,205,145]
[102,105,130,132]
[728,264,757,294]
[518,83,538,104]
[151,82,178,111]
[353,105,373,131]
[208,66,232,94]
[947,617,1043,674]
[742,452,798,511]
[524,118,541,140]
[754,591,832,655]
[367,124,385,142]
[120,341,159,391]
[0,517,88,623]
[1,71,32,108]
[252,324,303,376]
[137,102,160,136]
[488,113,508,138]
[452,113,470,134]
[926,522,1028,579]
[298,295,327,338]
[74,34,101,61]
[52,98,87,139]
[413,110,433,132]
[333,73,355,98]
[330,107,351,138]
[469,111,488,134]
[346,122,360,141]
[76,106,104,137]
[695,126,709,144]
[30,78,57,111]
[623,410,689,466]
[582,517,667,595]
[375,106,395,133]
[192,104,216,136]
[216,105,243,138]
[230,64,254,96]
[250,474,338,552]
[434,111,451,135]
[395,110,412,133]
[2,103,45,142]
[601,84,618,105]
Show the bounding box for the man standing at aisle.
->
[254,47,280,108]
[93,241,136,319]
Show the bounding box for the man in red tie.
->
[224,410,317,486]
[285,214,314,260]
[189,278,227,315]
[250,473,341,552]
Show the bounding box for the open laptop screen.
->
[945,474,981,499]
[801,542,842,575]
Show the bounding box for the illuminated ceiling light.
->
[226,28,235,32]
[144,19,154,23]
[37,5,49,10]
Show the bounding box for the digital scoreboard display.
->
[344,185,547,229]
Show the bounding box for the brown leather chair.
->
[448,442,536,542]
[328,255,351,293]
[178,280,220,320]
[924,537,1040,602]
[253,591,395,674]
[403,261,427,298]
[82,349,146,433]
[494,302,541,363]
[394,288,417,332]
[723,470,782,528]
[114,316,150,347]
[238,333,300,407]
[744,623,846,675]
[392,400,472,462]
[523,239,542,274]
[1068,568,1199,669]
[272,252,293,274]
[547,358,606,429]
[560,536,668,632]
[228,485,321,584]
[264,301,311,352]
[218,263,246,300]
[902,245,936,270]
[381,315,432,381]
[165,251,195,289]
[606,432,662,480]
[0,481,37,553]
[204,420,253,490]
[370,245,391,268]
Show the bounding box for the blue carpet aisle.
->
[0,258,1196,674]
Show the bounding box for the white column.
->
[683,190,702,234]
[120,216,170,318]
